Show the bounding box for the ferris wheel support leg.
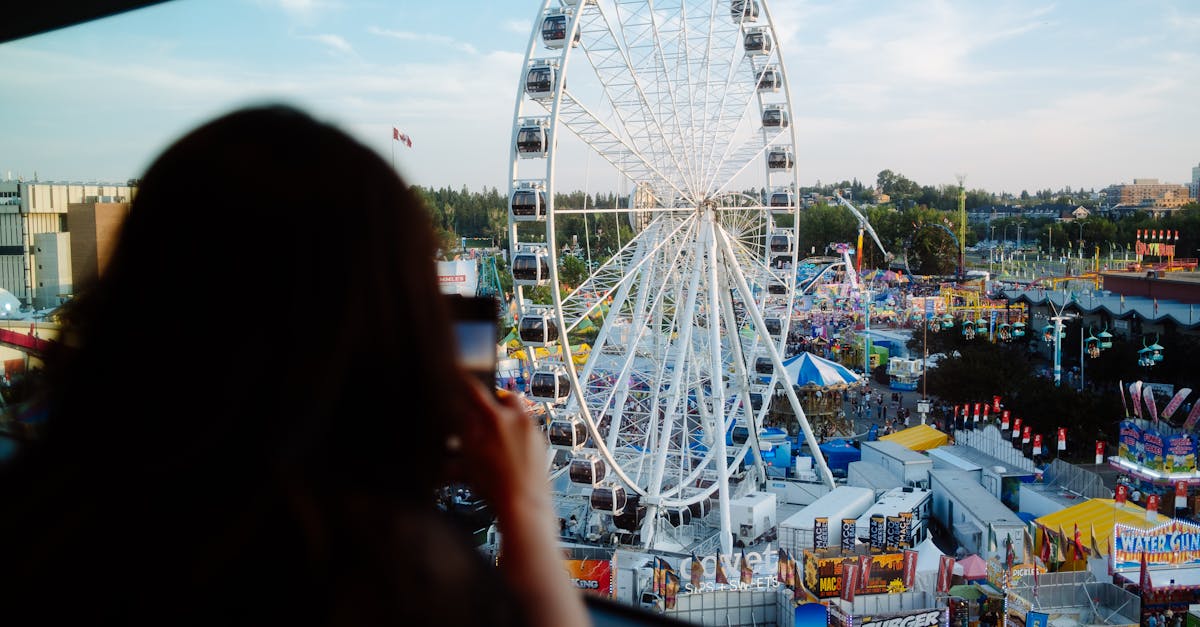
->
[641,233,707,550]
[714,228,836,489]
[704,217,735,557]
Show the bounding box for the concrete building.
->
[1192,162,1199,198]
[1103,179,1192,210]
[0,180,133,309]
[67,201,131,295]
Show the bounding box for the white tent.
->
[912,536,945,593]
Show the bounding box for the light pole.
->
[1077,221,1085,261]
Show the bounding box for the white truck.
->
[778,486,874,554]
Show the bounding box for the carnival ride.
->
[930,287,1028,341]
[832,190,892,278]
[506,0,830,556]
[901,221,961,279]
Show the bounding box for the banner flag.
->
[1039,526,1051,563]
[841,563,859,602]
[690,552,704,589]
[1185,399,1200,431]
[1144,386,1159,422]
[1005,535,1016,571]
[664,568,680,610]
[902,549,918,588]
[1163,388,1192,420]
[714,551,729,585]
[739,549,753,585]
[1130,381,1143,418]
[936,555,954,593]
[857,554,872,593]
[776,548,792,589]
[1073,524,1084,560]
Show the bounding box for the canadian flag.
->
[392,127,412,148]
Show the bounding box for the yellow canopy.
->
[1034,498,1170,556]
[879,424,948,451]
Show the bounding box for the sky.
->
[0,0,1197,197]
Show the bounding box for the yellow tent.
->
[878,424,948,451]
[1034,498,1170,557]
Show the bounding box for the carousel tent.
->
[781,352,861,388]
[1033,498,1170,556]
[879,424,948,451]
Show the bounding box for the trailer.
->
[778,486,874,553]
[846,461,903,499]
[928,469,1025,562]
[854,486,932,548]
[926,445,1034,511]
[860,440,932,488]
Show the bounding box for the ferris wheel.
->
[506,0,834,555]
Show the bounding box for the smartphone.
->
[447,294,499,390]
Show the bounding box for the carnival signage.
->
[1112,519,1200,570]
[1118,421,1141,463]
[804,550,908,598]
[859,608,946,627]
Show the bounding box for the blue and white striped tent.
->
[781,352,861,387]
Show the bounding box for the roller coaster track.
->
[0,328,54,359]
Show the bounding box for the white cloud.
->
[367,26,478,55]
[263,0,341,22]
[504,19,532,35]
[306,33,354,56]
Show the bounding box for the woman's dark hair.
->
[0,104,518,625]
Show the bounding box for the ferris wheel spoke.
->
[572,2,693,190]
[555,92,686,199]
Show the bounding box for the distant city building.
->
[1192,162,1200,198]
[967,203,1085,224]
[0,179,134,309]
[1102,178,1192,217]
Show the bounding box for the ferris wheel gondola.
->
[506,0,832,556]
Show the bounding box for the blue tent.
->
[818,438,861,474]
[781,351,861,387]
